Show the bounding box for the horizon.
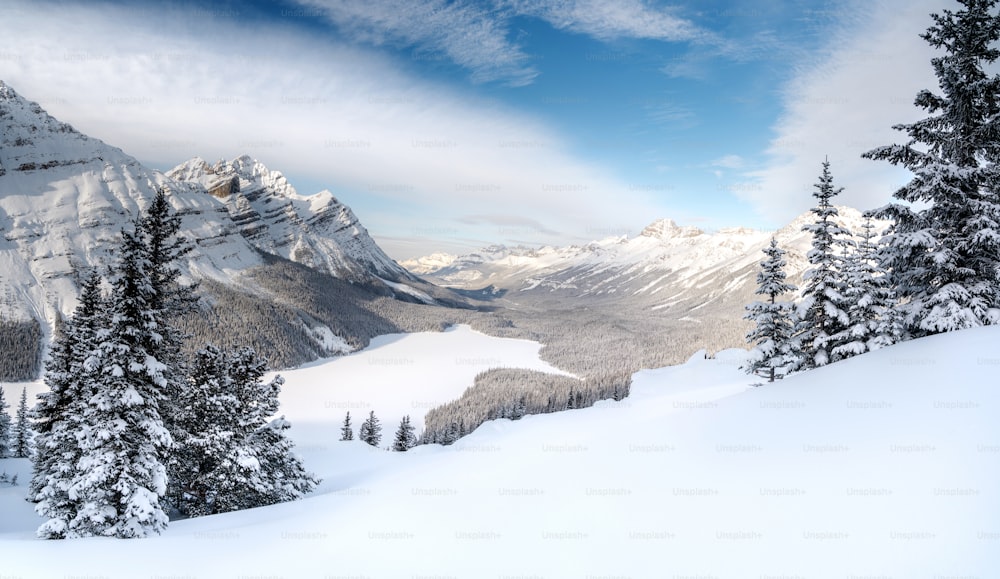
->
[2,0,946,259]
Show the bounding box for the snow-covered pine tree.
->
[340,411,354,441]
[139,189,197,466]
[832,218,902,359]
[11,386,31,458]
[227,347,317,509]
[0,386,10,458]
[169,346,316,516]
[392,415,417,452]
[31,271,105,538]
[743,238,798,382]
[863,0,1000,336]
[69,226,172,538]
[441,421,460,446]
[359,411,382,447]
[168,344,235,516]
[245,414,319,506]
[791,160,853,369]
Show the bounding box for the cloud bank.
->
[746,0,944,224]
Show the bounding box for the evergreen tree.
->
[0,386,10,458]
[170,346,316,516]
[441,421,460,445]
[226,347,317,508]
[832,218,902,359]
[392,415,417,451]
[139,189,197,478]
[743,238,798,382]
[791,160,853,369]
[11,386,31,458]
[245,413,318,506]
[864,0,1000,336]
[31,271,105,538]
[168,344,236,517]
[359,411,382,447]
[340,411,354,441]
[510,395,527,420]
[68,226,172,538]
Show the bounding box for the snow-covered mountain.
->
[166,155,406,281]
[404,208,871,311]
[0,81,445,377]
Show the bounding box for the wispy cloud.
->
[293,0,537,85]
[296,0,713,86]
[507,0,705,42]
[744,0,942,225]
[1,0,670,258]
[458,214,561,237]
[711,154,744,169]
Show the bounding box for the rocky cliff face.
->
[167,156,408,281]
[0,80,436,377]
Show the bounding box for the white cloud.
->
[293,0,537,86]
[745,0,944,225]
[711,154,744,169]
[507,0,705,42]
[0,0,669,258]
[293,0,710,87]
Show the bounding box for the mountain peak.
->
[640,218,704,240]
[0,79,16,99]
[0,81,124,182]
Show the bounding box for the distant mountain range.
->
[402,208,871,312]
[0,80,461,379]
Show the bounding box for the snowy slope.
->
[0,80,419,345]
[2,326,997,577]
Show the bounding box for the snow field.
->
[0,325,997,578]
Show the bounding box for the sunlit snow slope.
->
[2,327,998,578]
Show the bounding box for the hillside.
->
[2,325,995,576]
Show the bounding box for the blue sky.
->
[2,0,946,258]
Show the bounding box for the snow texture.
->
[2,325,998,576]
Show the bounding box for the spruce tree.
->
[139,189,197,473]
[246,414,318,506]
[32,271,105,538]
[359,411,382,447]
[340,411,354,441]
[392,415,417,452]
[69,226,172,538]
[0,387,10,458]
[226,347,317,509]
[170,346,316,517]
[832,218,902,359]
[510,395,527,420]
[11,386,31,458]
[791,160,853,369]
[864,0,1000,336]
[743,238,798,382]
[168,344,234,516]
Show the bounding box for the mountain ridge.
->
[0,80,457,379]
[402,206,871,304]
